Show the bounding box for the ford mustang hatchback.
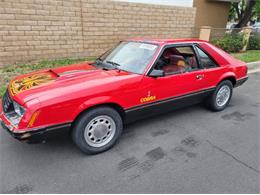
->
[0,39,248,154]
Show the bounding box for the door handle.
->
[196,74,204,80]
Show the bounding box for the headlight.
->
[13,101,25,117]
[6,101,26,127]
[8,115,22,127]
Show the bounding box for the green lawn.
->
[0,57,96,98]
[231,50,260,63]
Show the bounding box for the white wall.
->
[113,0,193,7]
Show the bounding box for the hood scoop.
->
[48,69,60,77]
[59,69,98,76]
[48,63,98,78]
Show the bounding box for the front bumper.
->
[1,120,71,144]
[1,98,71,143]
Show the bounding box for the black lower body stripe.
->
[124,88,215,124]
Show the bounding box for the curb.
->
[247,61,260,74]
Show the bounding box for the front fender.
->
[71,96,124,120]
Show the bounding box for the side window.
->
[154,46,200,76]
[195,46,218,68]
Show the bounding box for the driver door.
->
[140,45,210,112]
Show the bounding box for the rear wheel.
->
[206,80,233,111]
[72,107,123,154]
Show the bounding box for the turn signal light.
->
[27,110,40,128]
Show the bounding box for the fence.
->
[210,27,243,41]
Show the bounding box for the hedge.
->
[247,35,260,50]
[211,33,245,53]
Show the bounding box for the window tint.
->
[154,46,200,75]
[196,46,218,68]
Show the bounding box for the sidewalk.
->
[247,61,260,74]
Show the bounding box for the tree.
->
[229,0,260,28]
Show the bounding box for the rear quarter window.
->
[198,42,229,66]
[195,46,218,68]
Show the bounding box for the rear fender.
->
[217,72,237,86]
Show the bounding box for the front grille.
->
[2,90,14,113]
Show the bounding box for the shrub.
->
[212,33,245,53]
[248,35,260,50]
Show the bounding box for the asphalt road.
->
[0,72,259,193]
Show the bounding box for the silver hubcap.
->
[216,85,231,107]
[84,115,116,147]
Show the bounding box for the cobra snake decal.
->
[10,73,54,96]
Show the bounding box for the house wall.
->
[0,0,196,66]
[193,0,231,28]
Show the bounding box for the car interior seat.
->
[162,53,186,74]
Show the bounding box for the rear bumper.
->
[235,76,248,88]
[1,120,71,143]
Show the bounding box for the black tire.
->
[72,106,123,154]
[206,80,233,112]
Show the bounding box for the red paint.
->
[0,39,248,132]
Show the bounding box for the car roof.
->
[126,38,208,46]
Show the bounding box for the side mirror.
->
[149,69,165,78]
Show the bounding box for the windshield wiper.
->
[106,61,121,68]
[93,59,121,71]
[93,58,109,69]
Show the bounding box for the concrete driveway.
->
[0,72,259,193]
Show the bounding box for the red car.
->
[0,39,248,154]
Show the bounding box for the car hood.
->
[9,62,138,105]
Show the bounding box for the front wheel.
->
[206,80,233,112]
[72,107,123,154]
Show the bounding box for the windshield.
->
[96,41,158,74]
